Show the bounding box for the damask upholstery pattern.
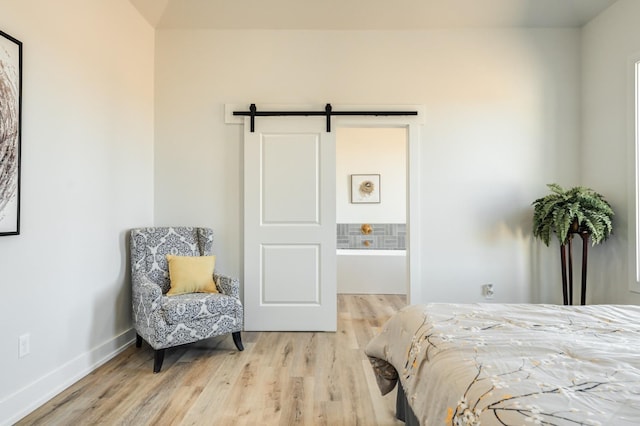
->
[130,227,243,352]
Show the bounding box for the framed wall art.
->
[351,174,380,204]
[0,30,22,236]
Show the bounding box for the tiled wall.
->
[337,223,406,250]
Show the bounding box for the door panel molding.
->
[261,132,320,224]
[261,243,320,305]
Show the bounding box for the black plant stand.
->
[559,229,590,305]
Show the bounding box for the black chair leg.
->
[153,349,165,373]
[135,333,143,348]
[232,332,244,351]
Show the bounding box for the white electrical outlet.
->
[483,284,495,299]
[19,333,30,358]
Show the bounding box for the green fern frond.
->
[531,183,614,246]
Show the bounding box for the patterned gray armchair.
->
[130,227,244,373]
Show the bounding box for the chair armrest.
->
[214,272,240,299]
[131,274,167,347]
[133,274,163,312]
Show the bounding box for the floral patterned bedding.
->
[365,303,640,425]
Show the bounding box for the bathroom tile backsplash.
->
[337,223,406,250]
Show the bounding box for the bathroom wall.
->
[337,223,406,250]
[336,127,407,224]
[336,127,407,252]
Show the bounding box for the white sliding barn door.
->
[244,116,336,331]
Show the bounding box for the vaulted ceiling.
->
[130,0,618,30]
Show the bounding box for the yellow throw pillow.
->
[166,255,218,295]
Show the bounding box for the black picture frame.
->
[0,30,22,236]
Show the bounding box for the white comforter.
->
[365,303,640,425]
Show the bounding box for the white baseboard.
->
[0,328,136,426]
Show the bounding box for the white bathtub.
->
[337,249,407,294]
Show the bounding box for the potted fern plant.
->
[532,183,614,246]
[532,183,614,305]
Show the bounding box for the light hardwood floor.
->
[18,294,406,426]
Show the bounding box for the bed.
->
[365,303,640,425]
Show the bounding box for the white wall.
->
[155,28,581,304]
[581,0,640,304]
[336,127,406,224]
[0,1,154,423]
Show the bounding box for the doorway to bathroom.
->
[237,103,421,331]
[336,127,408,297]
